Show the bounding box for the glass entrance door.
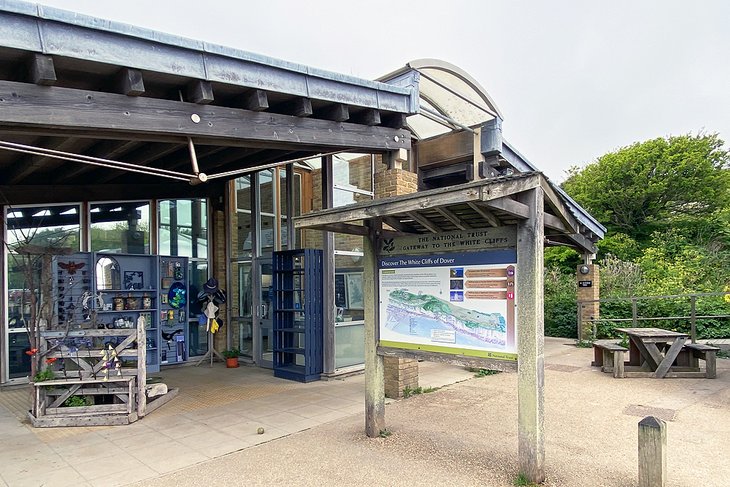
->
[254,257,274,368]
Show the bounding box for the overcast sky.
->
[35,0,730,182]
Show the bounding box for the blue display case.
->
[272,249,323,382]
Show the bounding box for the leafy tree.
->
[544,246,580,274]
[544,132,730,339]
[562,133,729,240]
[595,232,641,262]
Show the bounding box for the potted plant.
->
[222,348,240,368]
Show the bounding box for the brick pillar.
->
[213,208,227,352]
[577,264,600,341]
[374,168,418,199]
[376,155,419,397]
[383,356,418,398]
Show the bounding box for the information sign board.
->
[379,248,517,361]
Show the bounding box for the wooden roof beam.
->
[435,207,471,230]
[539,178,580,234]
[317,103,349,122]
[53,139,141,182]
[406,211,440,233]
[483,197,529,219]
[467,202,501,227]
[187,80,214,104]
[382,113,408,129]
[4,137,95,185]
[28,54,56,86]
[484,175,541,201]
[543,213,567,232]
[242,89,269,111]
[294,178,521,230]
[284,98,313,117]
[117,68,145,96]
[0,182,213,205]
[416,129,472,168]
[382,216,418,234]
[352,109,381,126]
[92,144,184,183]
[167,145,231,171]
[0,81,411,151]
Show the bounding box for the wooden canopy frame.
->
[293,171,593,483]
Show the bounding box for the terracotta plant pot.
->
[225,357,239,368]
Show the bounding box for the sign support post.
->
[364,219,385,437]
[516,187,545,483]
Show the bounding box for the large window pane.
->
[332,154,373,208]
[158,199,208,258]
[187,260,209,357]
[335,232,365,323]
[280,170,302,249]
[5,204,81,379]
[335,323,364,369]
[333,153,372,191]
[259,169,276,215]
[234,262,254,357]
[232,176,253,261]
[90,201,149,254]
[157,199,209,357]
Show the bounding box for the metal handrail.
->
[577,291,730,343]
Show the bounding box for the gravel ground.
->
[131,340,730,487]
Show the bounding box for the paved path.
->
[131,338,730,487]
[2,338,728,486]
[0,360,472,487]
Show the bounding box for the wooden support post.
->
[516,187,545,483]
[137,318,147,417]
[632,298,638,327]
[364,219,385,438]
[690,295,697,343]
[321,155,336,375]
[638,416,667,487]
[614,350,625,378]
[706,351,717,379]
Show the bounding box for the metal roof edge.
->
[2,0,413,101]
[502,139,606,238]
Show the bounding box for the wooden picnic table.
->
[614,327,690,378]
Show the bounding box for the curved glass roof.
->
[378,59,606,239]
[379,59,503,140]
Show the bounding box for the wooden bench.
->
[683,343,720,379]
[592,340,628,378]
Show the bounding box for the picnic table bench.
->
[591,340,628,378]
[612,328,718,379]
[682,343,720,379]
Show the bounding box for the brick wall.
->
[374,168,418,199]
[383,356,419,398]
[577,264,600,341]
[376,157,420,397]
[213,209,228,352]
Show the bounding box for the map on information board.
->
[379,250,517,361]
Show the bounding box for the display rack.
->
[93,253,160,373]
[30,252,185,427]
[272,249,323,382]
[158,257,189,366]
